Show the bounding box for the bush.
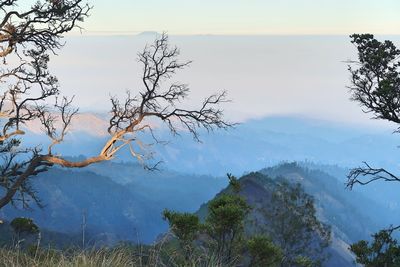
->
[248,235,283,267]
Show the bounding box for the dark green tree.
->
[206,193,251,264]
[162,174,251,265]
[294,256,314,267]
[10,217,39,246]
[162,209,201,260]
[346,34,400,188]
[346,33,400,264]
[350,228,400,267]
[247,235,283,267]
[261,181,331,266]
[227,173,241,193]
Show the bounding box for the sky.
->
[16,1,400,127]
[49,34,400,128]
[77,0,400,35]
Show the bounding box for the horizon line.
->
[65,30,400,37]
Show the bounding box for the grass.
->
[0,247,138,267]
[0,230,236,267]
[0,246,230,267]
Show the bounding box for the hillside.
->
[23,116,399,177]
[197,164,391,266]
[0,161,392,264]
[260,163,391,242]
[238,173,354,266]
[0,163,226,245]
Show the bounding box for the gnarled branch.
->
[0,31,233,209]
[347,162,400,190]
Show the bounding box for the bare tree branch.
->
[104,32,234,166]
[0,0,91,209]
[346,34,400,192]
[0,28,233,209]
[346,162,400,189]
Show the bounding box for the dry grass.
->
[0,232,232,267]
[0,246,229,267]
[0,247,137,267]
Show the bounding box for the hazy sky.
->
[49,34,400,128]
[16,1,400,128]
[76,0,400,35]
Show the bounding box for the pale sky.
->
[16,1,400,127]
[76,0,400,35]
[49,34,400,128]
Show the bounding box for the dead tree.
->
[0,2,232,209]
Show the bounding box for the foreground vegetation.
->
[0,247,138,267]
[0,246,229,267]
[0,173,330,267]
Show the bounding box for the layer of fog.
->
[49,34,400,129]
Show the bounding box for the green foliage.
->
[227,173,241,193]
[350,229,400,267]
[161,174,252,265]
[163,209,201,244]
[261,181,331,266]
[10,217,39,237]
[294,256,314,267]
[161,172,334,266]
[206,193,251,263]
[206,194,249,235]
[347,33,400,267]
[346,33,400,189]
[162,209,201,259]
[247,235,283,267]
[348,33,400,125]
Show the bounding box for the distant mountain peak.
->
[137,31,160,36]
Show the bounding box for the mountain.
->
[197,163,392,266]
[297,162,400,227]
[12,114,400,244]
[0,160,393,266]
[153,116,399,176]
[259,163,390,241]
[238,173,353,266]
[24,115,399,177]
[7,112,400,249]
[0,162,226,245]
[0,219,83,248]
[137,31,160,37]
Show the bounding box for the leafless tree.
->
[105,33,232,166]
[0,3,232,209]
